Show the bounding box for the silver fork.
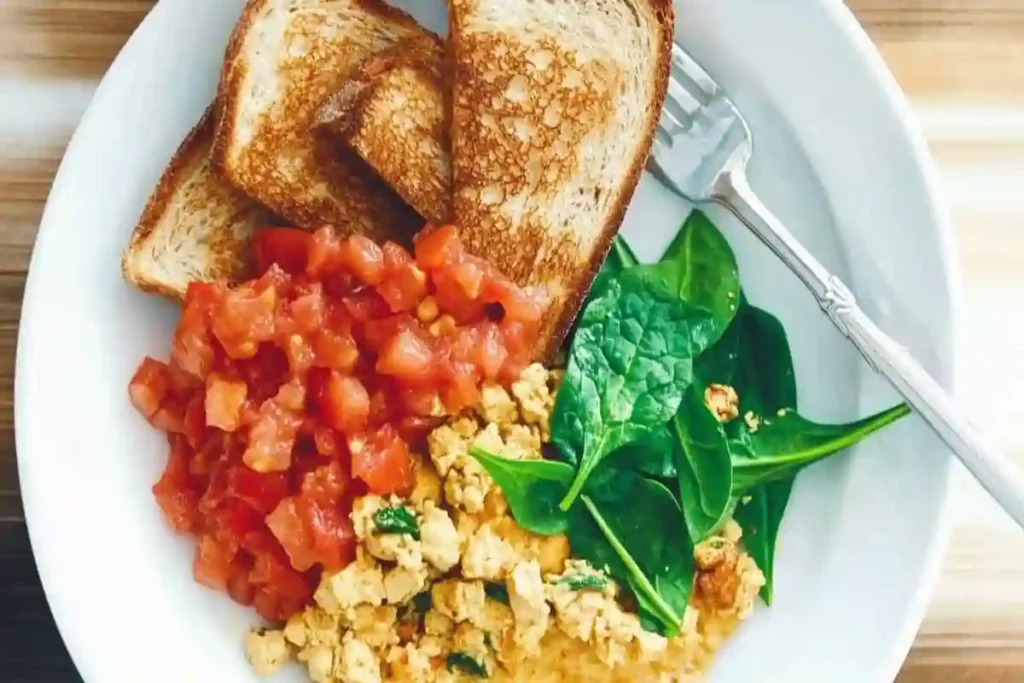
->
[649,43,1024,530]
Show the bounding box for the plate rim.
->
[13,0,959,681]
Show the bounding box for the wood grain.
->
[2,1,1024,681]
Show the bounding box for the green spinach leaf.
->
[569,469,694,637]
[469,446,574,536]
[696,301,797,603]
[645,209,741,345]
[671,385,733,544]
[484,582,509,605]
[590,236,640,297]
[446,653,488,678]
[730,404,911,492]
[733,484,792,604]
[558,574,609,592]
[373,506,420,540]
[552,270,716,509]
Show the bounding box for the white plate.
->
[15,0,958,681]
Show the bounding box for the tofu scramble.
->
[245,365,764,682]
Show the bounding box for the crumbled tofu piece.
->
[315,552,385,613]
[428,417,495,514]
[462,523,519,580]
[424,608,455,636]
[477,383,519,425]
[346,605,399,652]
[386,643,435,683]
[285,608,342,654]
[409,453,443,507]
[351,496,424,569]
[511,364,556,438]
[507,561,550,652]
[694,535,741,610]
[306,645,334,683]
[419,505,461,571]
[384,564,430,605]
[744,410,761,432]
[705,383,740,422]
[432,579,487,624]
[451,621,495,675]
[502,423,542,459]
[244,629,289,677]
[489,516,571,574]
[335,634,381,683]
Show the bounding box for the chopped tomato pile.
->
[128,225,547,621]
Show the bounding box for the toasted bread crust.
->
[449,0,674,359]
[122,107,270,299]
[318,35,451,225]
[212,0,427,242]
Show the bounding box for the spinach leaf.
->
[730,404,911,492]
[411,590,432,612]
[372,506,420,540]
[590,236,640,297]
[552,270,716,509]
[698,301,797,603]
[569,469,694,637]
[484,582,509,605]
[558,574,609,592]
[618,427,676,480]
[469,446,574,536]
[733,484,792,604]
[646,209,741,345]
[446,653,488,678]
[697,301,797,429]
[671,384,733,543]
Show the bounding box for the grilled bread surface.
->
[318,35,451,226]
[449,0,673,357]
[213,0,429,240]
[122,108,273,299]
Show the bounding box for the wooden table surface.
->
[2,1,1023,681]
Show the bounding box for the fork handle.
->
[715,168,1024,530]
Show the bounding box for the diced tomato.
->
[377,328,435,381]
[414,224,462,269]
[152,437,198,532]
[243,382,305,473]
[300,462,349,505]
[350,426,414,496]
[194,534,235,590]
[473,322,508,380]
[136,224,550,623]
[265,497,318,572]
[253,227,311,275]
[252,557,312,605]
[297,496,356,571]
[339,235,386,285]
[378,262,428,313]
[205,375,247,431]
[226,467,290,514]
[129,357,171,420]
[318,372,370,434]
[213,286,278,359]
[313,328,359,373]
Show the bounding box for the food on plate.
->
[447,0,673,358]
[212,0,430,236]
[129,225,546,621]
[124,0,912,680]
[121,108,274,298]
[244,369,764,682]
[318,35,450,226]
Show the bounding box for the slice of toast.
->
[213,0,430,241]
[450,0,674,358]
[122,108,274,299]
[317,35,451,226]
